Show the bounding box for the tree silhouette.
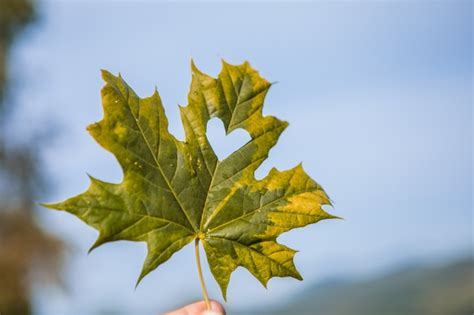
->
[0,1,64,314]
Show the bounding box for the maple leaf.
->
[43,60,337,302]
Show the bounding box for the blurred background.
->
[0,0,472,314]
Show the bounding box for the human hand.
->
[163,300,225,315]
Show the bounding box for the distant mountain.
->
[244,258,473,315]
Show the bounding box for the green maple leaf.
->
[43,60,336,301]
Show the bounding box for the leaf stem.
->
[195,238,211,310]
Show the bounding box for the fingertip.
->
[163,300,225,315]
[208,300,225,314]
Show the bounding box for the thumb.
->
[164,300,225,315]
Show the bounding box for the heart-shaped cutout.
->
[206,118,251,161]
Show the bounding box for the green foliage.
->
[44,61,336,299]
[0,0,36,104]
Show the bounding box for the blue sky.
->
[9,1,472,314]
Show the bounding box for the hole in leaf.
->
[206,118,251,161]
